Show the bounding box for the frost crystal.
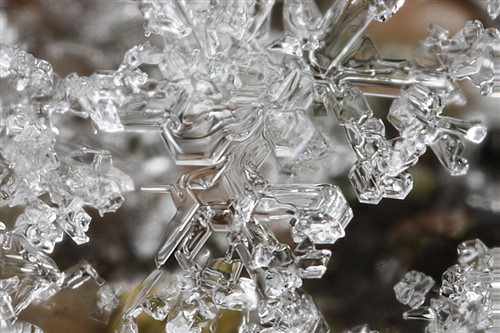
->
[394,271,435,309]
[1,0,498,332]
[395,239,497,333]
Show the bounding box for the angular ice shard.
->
[283,0,323,38]
[264,109,331,172]
[256,290,328,333]
[394,271,435,309]
[64,147,134,215]
[0,277,20,320]
[143,294,170,321]
[402,306,436,321]
[91,284,121,324]
[118,269,164,333]
[161,104,262,166]
[336,88,374,127]
[389,84,486,176]
[165,307,200,333]
[153,191,201,268]
[259,184,353,244]
[57,199,92,245]
[199,258,244,303]
[426,298,463,333]
[14,200,62,253]
[430,134,469,176]
[348,162,384,204]
[294,238,331,279]
[137,0,192,38]
[117,316,139,333]
[62,261,104,289]
[81,71,125,132]
[213,277,258,311]
[306,0,404,74]
[336,88,416,203]
[250,239,301,299]
[0,234,62,322]
[456,238,489,265]
[175,205,214,264]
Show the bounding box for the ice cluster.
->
[0,44,133,331]
[1,0,499,332]
[394,239,498,333]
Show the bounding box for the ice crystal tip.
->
[402,307,436,321]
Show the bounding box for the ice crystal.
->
[394,271,435,309]
[91,284,122,324]
[395,239,497,333]
[0,45,132,328]
[1,0,498,332]
[115,1,497,331]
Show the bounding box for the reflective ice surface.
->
[0,1,498,333]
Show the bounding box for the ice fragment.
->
[394,271,435,309]
[395,241,496,332]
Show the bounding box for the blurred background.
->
[1,0,499,332]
